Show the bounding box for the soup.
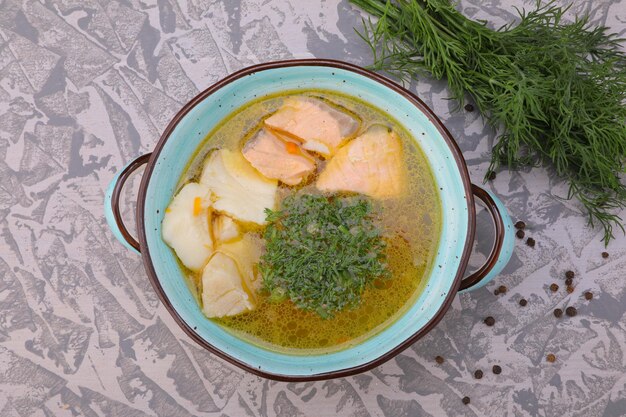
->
[162,90,441,354]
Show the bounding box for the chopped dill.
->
[259,193,389,318]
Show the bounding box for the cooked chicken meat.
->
[201,252,255,318]
[162,183,213,271]
[200,149,278,224]
[213,214,240,244]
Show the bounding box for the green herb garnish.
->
[351,0,626,244]
[260,193,389,318]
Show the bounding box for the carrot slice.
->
[285,141,299,155]
[193,197,202,216]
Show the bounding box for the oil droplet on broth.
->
[178,89,442,354]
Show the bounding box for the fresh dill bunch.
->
[351,0,626,244]
[259,193,389,318]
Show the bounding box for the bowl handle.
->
[458,184,515,293]
[104,153,152,255]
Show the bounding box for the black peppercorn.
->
[566,306,577,317]
[435,355,444,364]
[554,308,563,318]
[516,229,525,239]
[550,283,559,292]
[474,369,483,379]
[567,285,575,294]
[584,291,593,300]
[492,365,502,375]
[462,396,471,405]
[515,221,526,230]
[487,171,496,181]
[602,251,609,259]
[484,316,495,326]
[565,270,575,279]
[526,237,536,247]
[498,285,507,294]
[464,103,474,112]
[519,298,528,306]
[565,277,573,286]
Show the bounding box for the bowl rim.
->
[136,59,476,381]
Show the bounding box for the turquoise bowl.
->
[104,60,514,381]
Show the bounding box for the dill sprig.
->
[259,193,389,318]
[350,0,626,244]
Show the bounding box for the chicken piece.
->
[200,149,278,225]
[201,252,254,318]
[316,125,407,199]
[213,214,240,244]
[217,234,264,293]
[242,128,316,185]
[162,183,213,271]
[264,96,359,157]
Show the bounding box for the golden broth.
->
[178,90,441,354]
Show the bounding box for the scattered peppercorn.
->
[567,285,575,294]
[498,285,507,294]
[565,270,575,279]
[462,396,471,405]
[487,171,496,181]
[435,355,444,364]
[484,316,495,326]
[565,277,573,286]
[515,221,526,230]
[494,289,500,295]
[584,291,593,300]
[550,283,559,292]
[554,308,563,318]
[546,354,556,363]
[516,229,525,239]
[526,237,536,247]
[519,298,528,307]
[492,365,502,375]
[566,306,577,317]
[474,370,483,379]
[602,251,609,259]
[464,103,475,112]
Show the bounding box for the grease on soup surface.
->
[163,90,441,354]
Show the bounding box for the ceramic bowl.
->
[104,59,514,381]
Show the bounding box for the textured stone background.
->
[1,0,625,416]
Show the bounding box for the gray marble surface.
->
[1,0,625,416]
